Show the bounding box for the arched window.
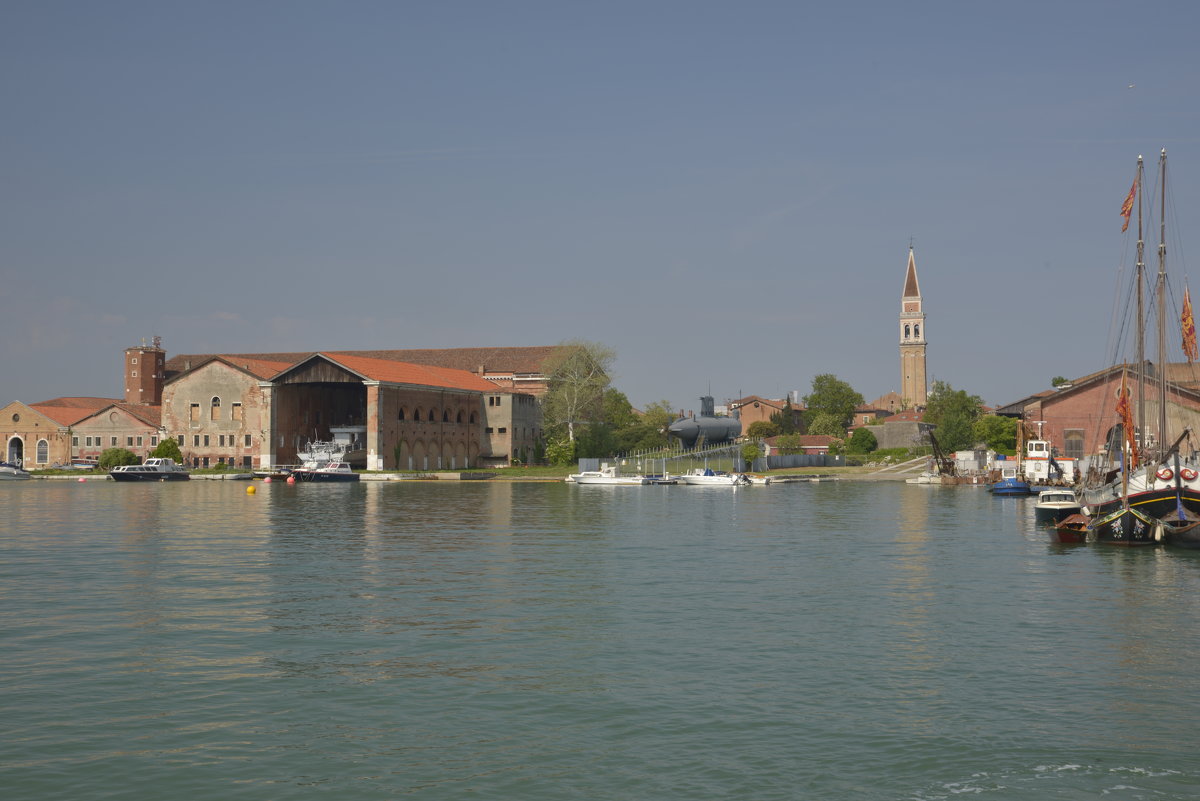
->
[470,412,478,424]
[442,410,450,422]
[428,409,436,422]
[211,396,221,420]
[914,324,920,338]
[456,411,463,424]
[36,439,48,464]
[904,324,911,339]
[398,408,406,421]
[414,407,423,423]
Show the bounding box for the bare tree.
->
[541,340,616,442]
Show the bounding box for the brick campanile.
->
[899,247,928,407]
[124,337,166,406]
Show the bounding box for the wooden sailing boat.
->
[1082,150,1200,545]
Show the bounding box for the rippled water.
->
[3,479,1200,799]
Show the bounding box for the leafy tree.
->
[773,433,805,454]
[99,447,139,470]
[802,374,863,430]
[972,415,1018,453]
[745,420,781,439]
[151,437,183,461]
[924,380,984,452]
[541,340,615,442]
[1051,375,1069,388]
[546,438,576,466]
[612,399,673,453]
[847,427,878,454]
[770,400,800,435]
[807,412,846,438]
[741,441,763,467]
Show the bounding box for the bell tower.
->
[899,247,928,407]
[124,336,166,406]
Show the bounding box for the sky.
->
[5,0,1200,413]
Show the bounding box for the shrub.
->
[99,447,139,470]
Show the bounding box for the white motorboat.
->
[677,468,751,486]
[290,460,359,482]
[0,460,31,480]
[1034,489,1081,524]
[110,458,191,482]
[567,465,651,485]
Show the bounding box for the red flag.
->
[1116,371,1138,464]
[1120,177,1137,232]
[1184,286,1198,362]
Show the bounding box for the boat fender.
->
[1182,468,1198,482]
[1157,467,1174,482]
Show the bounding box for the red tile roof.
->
[30,397,121,426]
[318,353,500,392]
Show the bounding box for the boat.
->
[1080,150,1200,544]
[567,464,651,485]
[1051,513,1092,544]
[290,460,359,482]
[1158,504,1200,548]
[1034,489,1081,524]
[989,466,1031,496]
[0,460,31,480]
[905,471,940,485]
[109,457,191,482]
[677,468,751,486]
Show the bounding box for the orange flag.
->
[1184,286,1198,362]
[1116,371,1138,464]
[1120,177,1137,232]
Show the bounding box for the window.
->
[498,427,507,434]
[151,437,158,446]
[232,403,242,421]
[127,436,133,446]
[211,397,221,421]
[190,403,200,423]
[131,371,137,378]
[244,434,252,447]
[203,435,209,446]
[72,436,79,447]
[1064,429,1085,460]
[486,427,494,434]
[398,408,406,421]
[177,435,184,445]
[456,411,463,423]
[442,410,449,422]
[136,437,143,447]
[193,435,200,446]
[428,409,435,422]
[242,456,252,468]
[36,439,48,463]
[219,435,225,447]
[111,437,117,446]
[131,358,137,365]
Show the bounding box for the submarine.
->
[667,396,741,448]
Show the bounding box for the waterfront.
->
[3,480,1200,799]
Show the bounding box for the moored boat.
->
[1051,513,1092,544]
[677,468,751,486]
[290,460,359,482]
[110,457,191,482]
[0,460,32,480]
[1034,489,1081,524]
[990,466,1031,496]
[568,465,651,485]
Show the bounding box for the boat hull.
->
[1083,486,1200,523]
[1091,506,1160,546]
[110,471,190,481]
[990,479,1031,496]
[1050,513,1091,544]
[290,470,359,482]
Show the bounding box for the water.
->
[3,479,1200,800]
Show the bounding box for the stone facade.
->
[161,358,276,468]
[72,404,163,464]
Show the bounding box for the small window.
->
[72,436,79,446]
[151,437,158,446]
[203,435,209,446]
[211,397,221,421]
[190,403,200,423]
[219,435,225,447]
[194,435,200,446]
[136,436,143,447]
[131,371,137,378]
[486,427,494,434]
[131,358,137,365]
[36,439,48,463]
[443,410,449,422]
[398,408,406,421]
[232,403,243,421]
[456,411,463,423]
[127,436,133,446]
[498,427,507,434]
[244,434,252,447]
[177,435,184,445]
[428,409,435,422]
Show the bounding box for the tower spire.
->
[899,247,928,407]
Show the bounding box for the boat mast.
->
[1135,155,1146,467]
[1157,148,1169,459]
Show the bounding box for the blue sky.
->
[5,1,1200,413]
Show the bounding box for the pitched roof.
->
[74,402,163,428]
[164,346,556,380]
[29,397,121,426]
[313,353,500,392]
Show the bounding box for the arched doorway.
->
[6,437,24,466]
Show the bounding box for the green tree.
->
[151,437,183,461]
[741,441,763,467]
[802,374,864,431]
[847,427,878,454]
[924,380,984,452]
[972,414,1018,453]
[745,420,781,439]
[808,412,846,438]
[773,433,805,454]
[770,400,800,435]
[545,437,576,466]
[99,447,139,470]
[541,340,615,442]
[612,399,673,453]
[1051,375,1069,388]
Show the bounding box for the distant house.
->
[72,403,164,464]
[763,434,836,456]
[729,395,804,432]
[2,397,117,468]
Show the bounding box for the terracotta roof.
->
[164,346,556,379]
[318,353,500,392]
[30,397,121,426]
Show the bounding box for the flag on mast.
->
[1116,369,1138,465]
[1184,286,1198,362]
[1120,177,1137,232]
